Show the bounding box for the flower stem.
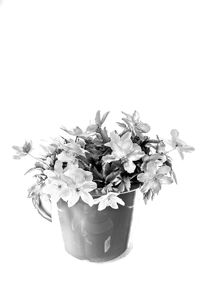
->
[146,139,162,144]
[164,148,176,155]
[28,153,49,168]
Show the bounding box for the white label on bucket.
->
[71,219,77,231]
[104,236,111,253]
[85,238,93,245]
[126,205,134,209]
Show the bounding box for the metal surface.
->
[34,190,137,261]
[33,196,52,222]
[57,190,136,262]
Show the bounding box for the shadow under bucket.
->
[57,190,136,262]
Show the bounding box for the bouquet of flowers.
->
[13,110,195,262]
[13,110,195,212]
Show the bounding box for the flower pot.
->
[36,190,136,262]
[55,190,136,262]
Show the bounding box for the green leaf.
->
[24,167,43,176]
[13,155,22,160]
[118,182,125,193]
[171,169,178,184]
[35,162,45,168]
[112,176,122,185]
[86,124,97,132]
[121,111,131,119]
[122,118,131,127]
[92,166,104,179]
[101,183,114,193]
[105,170,120,183]
[100,111,110,125]
[102,163,111,178]
[95,110,101,125]
[40,145,49,152]
[78,158,90,170]
[12,145,21,152]
[22,141,32,153]
[116,122,127,129]
[124,177,131,191]
[100,127,110,143]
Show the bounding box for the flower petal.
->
[105,131,120,148]
[133,110,140,123]
[67,191,80,207]
[146,161,161,174]
[64,140,87,156]
[123,160,136,173]
[64,166,93,185]
[43,170,56,178]
[42,183,57,194]
[170,129,179,138]
[120,131,132,142]
[141,179,162,194]
[57,151,74,163]
[151,180,162,194]
[158,176,173,184]
[141,181,153,194]
[80,191,94,206]
[181,145,195,153]
[166,139,176,148]
[81,181,97,192]
[60,188,72,202]
[82,170,94,182]
[136,122,150,133]
[98,199,108,211]
[50,194,61,202]
[177,147,184,159]
[115,197,125,206]
[61,175,75,187]
[109,200,119,209]
[157,165,170,175]
[128,150,145,162]
[102,154,117,163]
[54,160,63,174]
[137,172,153,183]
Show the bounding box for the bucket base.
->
[64,243,129,262]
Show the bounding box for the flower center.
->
[121,156,128,163]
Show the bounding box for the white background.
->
[0,1,199,299]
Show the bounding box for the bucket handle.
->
[33,197,52,222]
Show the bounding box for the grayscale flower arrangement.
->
[13,111,195,262]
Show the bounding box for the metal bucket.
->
[36,190,136,262]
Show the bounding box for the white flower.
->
[39,140,59,156]
[12,141,32,159]
[94,192,125,211]
[122,111,150,135]
[42,179,71,202]
[167,129,195,159]
[43,165,97,206]
[137,161,173,195]
[141,153,167,171]
[56,139,86,168]
[56,151,78,167]
[103,131,145,173]
[61,124,97,138]
[43,160,66,180]
[42,160,74,202]
[62,166,97,207]
[61,139,87,157]
[157,141,166,154]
